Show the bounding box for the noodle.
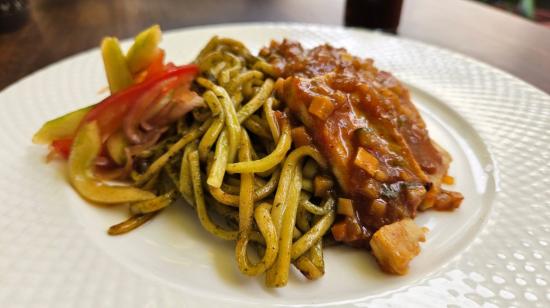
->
[196,77,241,163]
[157,38,336,286]
[189,149,238,240]
[225,121,291,174]
[57,35,338,287]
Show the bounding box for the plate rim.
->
[1,22,548,307]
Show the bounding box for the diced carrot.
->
[331,221,347,241]
[308,95,334,120]
[442,175,455,185]
[291,126,313,147]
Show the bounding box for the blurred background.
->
[1,0,549,93]
[478,0,550,24]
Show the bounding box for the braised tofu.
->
[370,219,428,275]
[263,40,462,247]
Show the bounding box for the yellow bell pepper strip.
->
[32,104,94,145]
[105,131,128,165]
[69,121,155,204]
[101,37,134,94]
[126,24,162,74]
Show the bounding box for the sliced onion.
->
[94,127,167,181]
[147,90,204,128]
[122,81,164,144]
[140,90,174,132]
[95,156,112,167]
[127,127,168,156]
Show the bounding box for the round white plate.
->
[0,23,548,308]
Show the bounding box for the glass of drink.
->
[345,0,404,34]
[0,0,29,33]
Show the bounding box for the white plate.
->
[0,23,548,308]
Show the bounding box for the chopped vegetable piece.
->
[83,64,200,141]
[308,95,334,120]
[442,175,455,185]
[337,198,354,217]
[331,220,347,242]
[51,138,73,159]
[139,50,166,83]
[360,178,380,199]
[32,105,94,144]
[405,184,427,209]
[369,199,387,217]
[291,126,313,147]
[433,190,463,211]
[331,216,365,242]
[354,147,387,180]
[313,175,333,198]
[101,37,134,93]
[68,121,155,203]
[106,131,128,165]
[126,24,162,74]
[354,127,377,149]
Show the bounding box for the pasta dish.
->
[33,26,463,287]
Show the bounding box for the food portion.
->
[262,40,463,250]
[370,219,428,275]
[33,26,463,287]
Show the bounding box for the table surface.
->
[1,0,549,94]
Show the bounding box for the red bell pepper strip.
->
[133,50,166,84]
[51,138,73,159]
[49,64,199,160]
[82,64,199,141]
[143,50,166,82]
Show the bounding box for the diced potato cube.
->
[337,198,354,217]
[369,199,387,217]
[361,178,381,199]
[354,147,379,176]
[308,95,334,120]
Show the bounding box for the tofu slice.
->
[369,219,428,275]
